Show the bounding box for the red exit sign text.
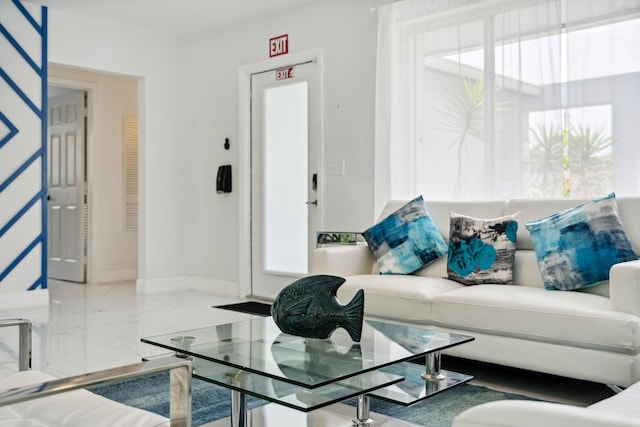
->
[276,67,294,80]
[269,34,289,57]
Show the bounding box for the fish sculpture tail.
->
[341,289,365,342]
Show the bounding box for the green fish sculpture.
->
[271,275,365,342]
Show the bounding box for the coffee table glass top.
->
[141,317,473,390]
[190,357,405,412]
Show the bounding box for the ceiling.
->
[25,0,323,41]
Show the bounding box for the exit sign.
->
[276,67,294,80]
[269,34,289,57]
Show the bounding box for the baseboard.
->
[187,277,240,297]
[0,289,49,309]
[136,276,240,297]
[94,268,138,284]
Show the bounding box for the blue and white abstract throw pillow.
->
[363,196,447,275]
[447,213,519,285]
[525,193,637,291]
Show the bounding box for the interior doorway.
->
[47,64,139,285]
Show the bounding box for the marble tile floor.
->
[0,280,257,379]
[0,280,616,410]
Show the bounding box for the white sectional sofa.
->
[311,197,640,388]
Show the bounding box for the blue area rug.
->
[90,371,539,426]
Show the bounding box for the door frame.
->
[47,76,96,283]
[238,48,324,298]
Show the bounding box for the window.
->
[377,0,640,201]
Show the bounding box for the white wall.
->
[46,8,196,289]
[188,0,381,291]
[38,0,383,295]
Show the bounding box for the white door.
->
[251,61,320,299]
[47,90,87,282]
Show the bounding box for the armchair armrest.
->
[0,318,31,371]
[311,244,374,276]
[0,317,192,426]
[0,357,192,426]
[610,259,640,316]
[452,400,640,427]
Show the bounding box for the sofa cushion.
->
[412,253,448,278]
[447,213,518,285]
[432,285,640,354]
[363,196,447,274]
[525,193,637,291]
[337,273,463,323]
[512,250,545,289]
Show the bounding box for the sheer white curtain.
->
[376,0,640,202]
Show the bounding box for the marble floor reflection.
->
[0,280,615,409]
[0,280,256,378]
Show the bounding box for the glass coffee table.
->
[141,316,474,427]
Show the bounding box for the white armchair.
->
[452,381,640,427]
[0,318,192,426]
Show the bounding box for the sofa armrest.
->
[610,260,640,316]
[0,356,192,426]
[311,244,374,276]
[452,400,640,427]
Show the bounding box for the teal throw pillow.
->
[447,213,519,285]
[525,193,637,291]
[363,196,447,275]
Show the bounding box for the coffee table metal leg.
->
[422,351,445,381]
[352,394,374,426]
[230,389,247,427]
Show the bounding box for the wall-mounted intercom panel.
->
[216,165,232,193]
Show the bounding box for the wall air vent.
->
[123,115,138,231]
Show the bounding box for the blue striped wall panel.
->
[0,0,47,293]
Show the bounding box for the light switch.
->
[328,159,345,176]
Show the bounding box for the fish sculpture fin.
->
[284,295,314,316]
[324,275,346,294]
[310,274,346,295]
[341,289,365,342]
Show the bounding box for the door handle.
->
[306,200,318,206]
